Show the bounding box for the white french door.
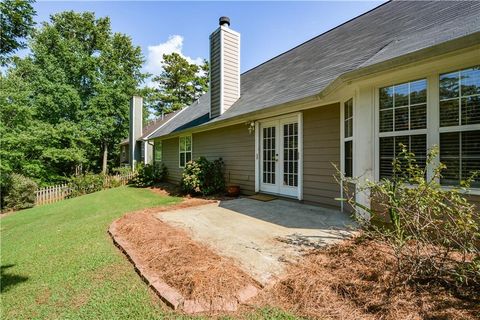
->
[258,115,302,198]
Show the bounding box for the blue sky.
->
[32,1,384,76]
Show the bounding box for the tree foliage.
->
[149,52,209,114]
[1,11,146,185]
[0,0,36,64]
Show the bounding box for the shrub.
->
[341,146,480,289]
[181,157,225,196]
[131,163,168,187]
[69,172,104,197]
[2,174,38,210]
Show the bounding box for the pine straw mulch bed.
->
[111,197,260,311]
[259,237,480,320]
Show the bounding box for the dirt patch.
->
[262,238,480,320]
[110,199,259,313]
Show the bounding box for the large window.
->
[439,66,480,187]
[344,98,353,177]
[154,141,162,162]
[378,79,427,179]
[179,136,192,168]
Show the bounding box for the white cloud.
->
[145,35,204,78]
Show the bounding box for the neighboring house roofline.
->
[143,106,190,140]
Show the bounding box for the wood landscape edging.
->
[108,219,259,313]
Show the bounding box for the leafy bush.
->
[131,163,168,187]
[181,157,225,196]
[69,173,104,197]
[2,173,37,210]
[341,146,480,289]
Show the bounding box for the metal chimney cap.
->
[219,16,230,26]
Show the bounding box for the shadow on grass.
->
[1,264,28,293]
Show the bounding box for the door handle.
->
[275,154,279,161]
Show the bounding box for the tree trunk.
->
[102,143,108,174]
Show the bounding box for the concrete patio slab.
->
[155,198,357,286]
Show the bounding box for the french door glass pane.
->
[262,127,276,184]
[283,123,298,187]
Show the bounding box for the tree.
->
[149,53,209,114]
[27,11,146,173]
[0,61,88,186]
[0,0,36,64]
[2,11,146,184]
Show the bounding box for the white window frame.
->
[154,141,162,163]
[340,97,355,213]
[438,66,480,188]
[373,69,480,195]
[178,135,192,168]
[341,98,354,177]
[375,79,429,181]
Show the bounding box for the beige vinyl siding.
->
[161,138,182,184]
[209,30,222,118]
[222,31,240,111]
[193,123,255,194]
[303,103,341,208]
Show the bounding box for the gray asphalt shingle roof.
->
[150,0,480,140]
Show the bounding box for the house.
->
[120,96,179,169]
[145,1,480,213]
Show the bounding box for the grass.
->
[0,186,296,320]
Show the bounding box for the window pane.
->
[410,135,427,170]
[185,137,192,151]
[344,99,353,119]
[179,137,185,151]
[461,96,480,125]
[440,72,459,100]
[440,99,459,127]
[410,79,427,105]
[410,104,427,129]
[345,119,352,138]
[380,79,427,133]
[462,130,480,188]
[380,109,393,132]
[394,107,409,131]
[379,86,393,109]
[186,152,192,163]
[460,67,480,97]
[344,140,353,178]
[180,153,185,167]
[394,83,409,107]
[440,132,460,185]
[380,137,394,179]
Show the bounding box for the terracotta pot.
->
[226,185,240,197]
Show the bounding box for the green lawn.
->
[0,186,297,320]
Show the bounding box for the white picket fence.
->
[35,173,136,206]
[35,184,71,206]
